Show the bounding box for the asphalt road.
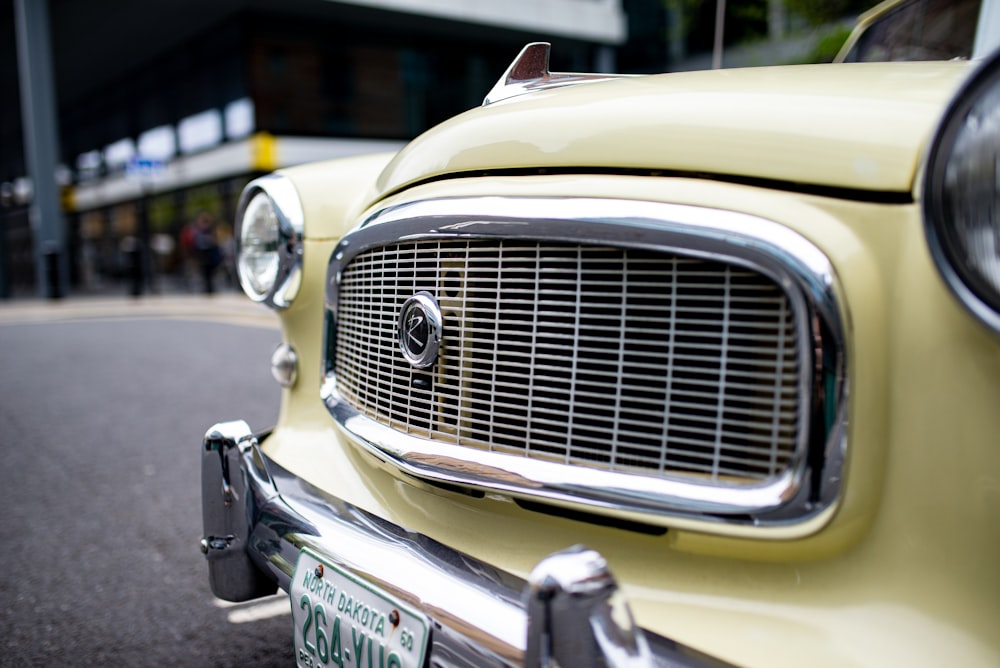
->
[0,296,298,666]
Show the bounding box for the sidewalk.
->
[0,291,279,329]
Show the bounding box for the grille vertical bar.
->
[334,239,800,484]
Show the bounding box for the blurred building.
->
[1,0,627,297]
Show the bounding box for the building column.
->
[595,45,616,74]
[14,0,67,298]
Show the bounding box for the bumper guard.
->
[201,420,730,668]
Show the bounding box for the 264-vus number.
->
[291,549,427,668]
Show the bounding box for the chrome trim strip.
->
[323,196,848,531]
[235,174,305,310]
[201,420,732,667]
[923,48,1000,334]
[484,42,633,106]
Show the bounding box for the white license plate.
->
[291,548,429,668]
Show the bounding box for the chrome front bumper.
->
[201,420,731,668]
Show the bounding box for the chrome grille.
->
[333,239,800,483]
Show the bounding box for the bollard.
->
[121,236,143,296]
[44,248,62,299]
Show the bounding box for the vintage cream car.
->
[201,35,1000,668]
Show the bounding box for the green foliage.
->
[729,2,770,42]
[784,0,879,26]
[802,25,855,63]
[666,0,772,51]
[148,194,177,234]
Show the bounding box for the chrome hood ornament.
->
[483,42,632,106]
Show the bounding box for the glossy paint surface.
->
[257,62,1000,667]
[376,61,970,198]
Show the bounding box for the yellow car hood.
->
[376,61,971,198]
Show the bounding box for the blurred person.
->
[192,211,222,294]
[179,217,198,290]
[150,233,176,293]
[216,220,237,289]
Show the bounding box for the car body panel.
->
[372,62,970,200]
[206,52,1000,667]
[260,170,1000,667]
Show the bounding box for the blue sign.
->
[126,157,165,179]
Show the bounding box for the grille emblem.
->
[398,292,443,368]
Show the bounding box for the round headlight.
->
[924,51,1000,332]
[234,174,304,309]
[238,192,281,301]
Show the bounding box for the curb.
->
[0,293,280,329]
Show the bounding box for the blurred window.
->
[179,110,223,154]
[138,125,177,161]
[225,99,255,140]
[843,0,981,62]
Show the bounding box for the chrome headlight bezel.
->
[235,174,305,309]
[924,50,1000,334]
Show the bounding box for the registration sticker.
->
[291,548,429,668]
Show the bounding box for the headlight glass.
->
[238,192,282,301]
[925,53,1000,332]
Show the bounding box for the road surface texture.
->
[0,295,299,666]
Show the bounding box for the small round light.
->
[925,52,1000,333]
[270,342,298,388]
[238,192,282,301]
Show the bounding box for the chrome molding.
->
[923,48,1000,334]
[525,547,653,666]
[201,420,278,602]
[322,197,848,531]
[484,42,633,106]
[235,174,305,309]
[200,420,732,667]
